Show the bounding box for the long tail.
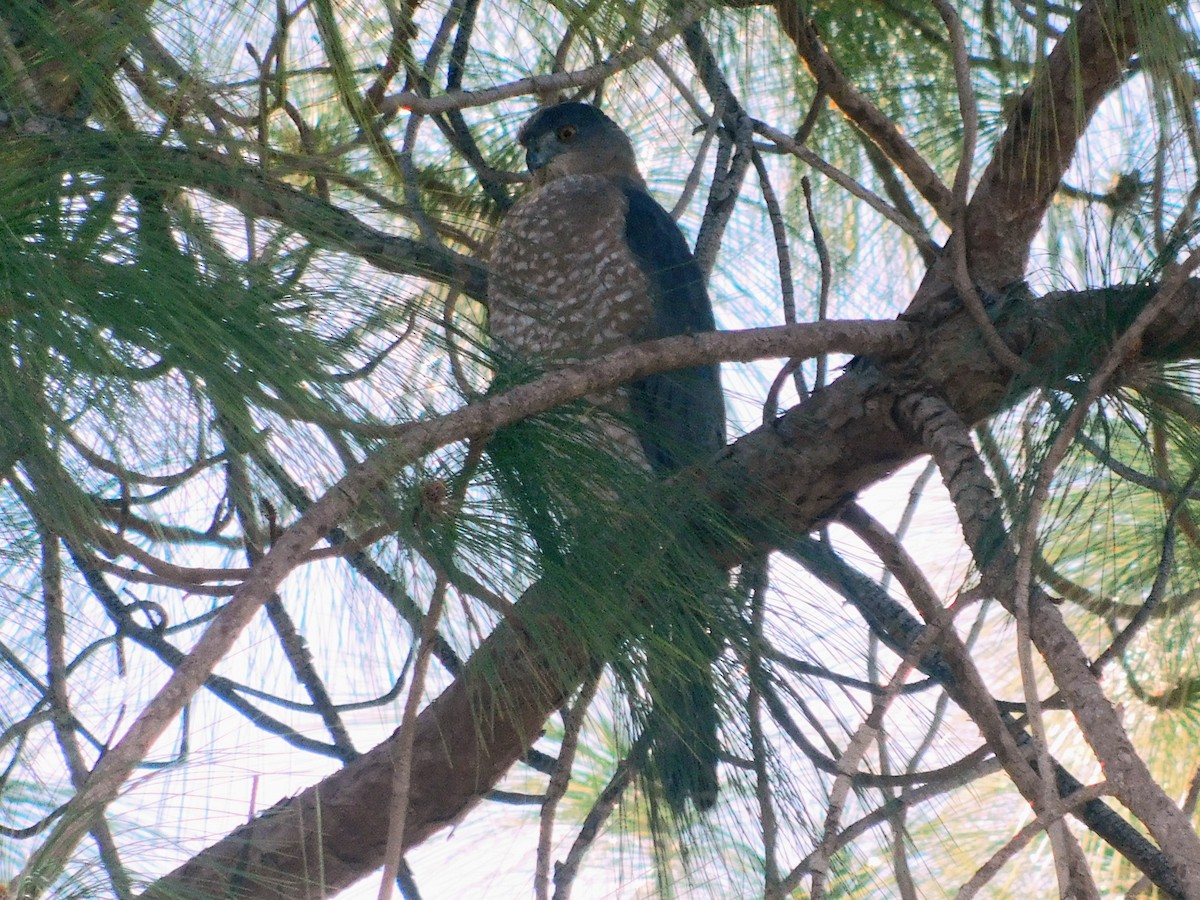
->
[646,605,720,814]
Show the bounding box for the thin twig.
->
[956,782,1110,899]
[873,461,938,900]
[382,0,711,115]
[41,527,135,899]
[377,571,452,900]
[682,22,752,277]
[802,176,832,390]
[1090,467,1200,671]
[653,49,721,220]
[807,594,965,899]
[534,665,603,900]
[552,730,653,899]
[745,558,781,898]
[754,119,940,256]
[753,150,795,332]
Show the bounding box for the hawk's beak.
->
[525,144,549,174]
[524,133,557,174]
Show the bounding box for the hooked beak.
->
[525,143,550,174]
[524,132,557,174]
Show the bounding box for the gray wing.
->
[621,186,725,473]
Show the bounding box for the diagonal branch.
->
[955,0,1167,294]
[14,317,912,899]
[898,391,1200,895]
[138,276,1200,900]
[0,127,490,301]
[770,1,956,222]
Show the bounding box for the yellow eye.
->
[557,124,577,141]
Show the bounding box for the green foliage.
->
[1,0,1199,896]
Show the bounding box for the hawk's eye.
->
[557,124,578,141]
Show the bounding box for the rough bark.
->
[142,581,587,900]
[143,280,1200,899]
[921,0,1164,301]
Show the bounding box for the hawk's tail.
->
[646,604,721,814]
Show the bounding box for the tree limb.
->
[140,279,1200,899]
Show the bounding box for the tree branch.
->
[140,278,1200,899]
[930,0,1168,300]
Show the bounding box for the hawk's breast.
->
[488,175,655,364]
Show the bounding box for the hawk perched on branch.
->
[488,101,726,813]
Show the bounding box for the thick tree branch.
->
[916,0,1168,305]
[13,1,1183,889]
[16,317,909,899]
[140,280,1200,899]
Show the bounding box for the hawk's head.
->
[517,102,642,187]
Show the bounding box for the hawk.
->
[488,101,726,813]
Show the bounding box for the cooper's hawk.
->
[488,101,726,813]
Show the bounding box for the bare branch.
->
[957,782,1110,899]
[898,391,1200,894]
[380,0,711,116]
[770,0,956,221]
